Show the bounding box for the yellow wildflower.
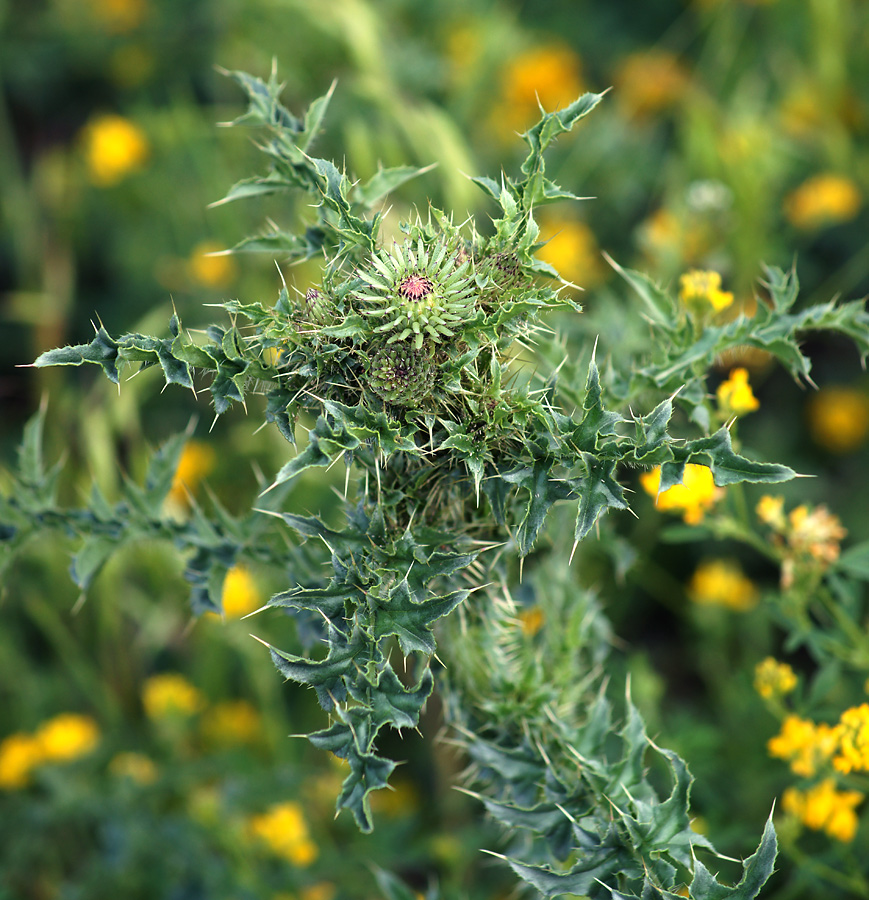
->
[518,606,544,637]
[81,114,149,186]
[678,270,733,313]
[787,504,847,566]
[833,704,869,775]
[249,801,318,866]
[167,441,217,508]
[782,778,863,842]
[806,386,869,454]
[784,173,861,230]
[613,51,690,118]
[142,673,204,719]
[35,713,100,763]
[109,752,158,784]
[300,884,336,900]
[688,559,758,612]
[640,464,723,524]
[537,217,605,288]
[768,714,839,777]
[0,732,44,790]
[754,657,798,699]
[188,242,237,289]
[220,565,261,619]
[200,700,262,746]
[756,495,787,530]
[717,368,760,417]
[491,44,584,139]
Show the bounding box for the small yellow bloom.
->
[784,173,861,230]
[142,673,204,719]
[249,801,318,866]
[787,504,847,566]
[640,464,723,524]
[518,606,544,637]
[200,700,262,746]
[109,752,158,784]
[754,657,798,699]
[688,559,758,611]
[678,270,733,313]
[82,114,149,186]
[537,217,605,288]
[0,733,44,790]
[188,242,237,289]
[768,714,839,777]
[35,713,100,763]
[614,51,690,118]
[833,704,869,775]
[491,44,584,139]
[220,565,261,619]
[717,368,759,417]
[806,387,869,454]
[782,778,863,842]
[756,495,787,530]
[167,441,217,508]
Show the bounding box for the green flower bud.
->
[367,344,436,406]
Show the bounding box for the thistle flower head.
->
[367,344,437,406]
[358,236,476,350]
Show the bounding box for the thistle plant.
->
[4,64,869,898]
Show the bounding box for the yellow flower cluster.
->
[687,559,758,611]
[716,368,760,418]
[0,713,100,790]
[833,704,869,775]
[81,114,149,186]
[220,565,261,619]
[756,496,847,589]
[167,441,217,509]
[753,657,798,700]
[249,801,318,866]
[142,673,205,719]
[640,464,723,524]
[678,270,733,314]
[783,173,861,230]
[491,44,585,139]
[613,51,690,118]
[537,216,606,288]
[768,714,840,777]
[782,779,863,843]
[806,386,869,454]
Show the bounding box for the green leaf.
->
[573,455,628,542]
[836,541,869,581]
[337,749,396,833]
[682,429,795,486]
[354,164,434,207]
[349,664,434,732]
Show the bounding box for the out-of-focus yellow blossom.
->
[678,270,733,313]
[806,387,869,454]
[784,174,861,230]
[640,464,723,524]
[299,884,336,900]
[188,242,237,289]
[0,733,44,790]
[787,504,847,567]
[35,713,100,763]
[219,565,261,619]
[833,704,869,775]
[200,700,262,746]
[490,44,584,139]
[614,51,690,118]
[82,114,149,186]
[688,559,758,611]
[754,657,798,700]
[518,606,544,637]
[142,673,204,719]
[249,801,318,866]
[87,0,147,33]
[756,495,787,530]
[537,217,605,288]
[779,85,825,139]
[768,714,840,777]
[782,779,863,842]
[167,441,217,508]
[109,752,158,784]
[717,368,760,417]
